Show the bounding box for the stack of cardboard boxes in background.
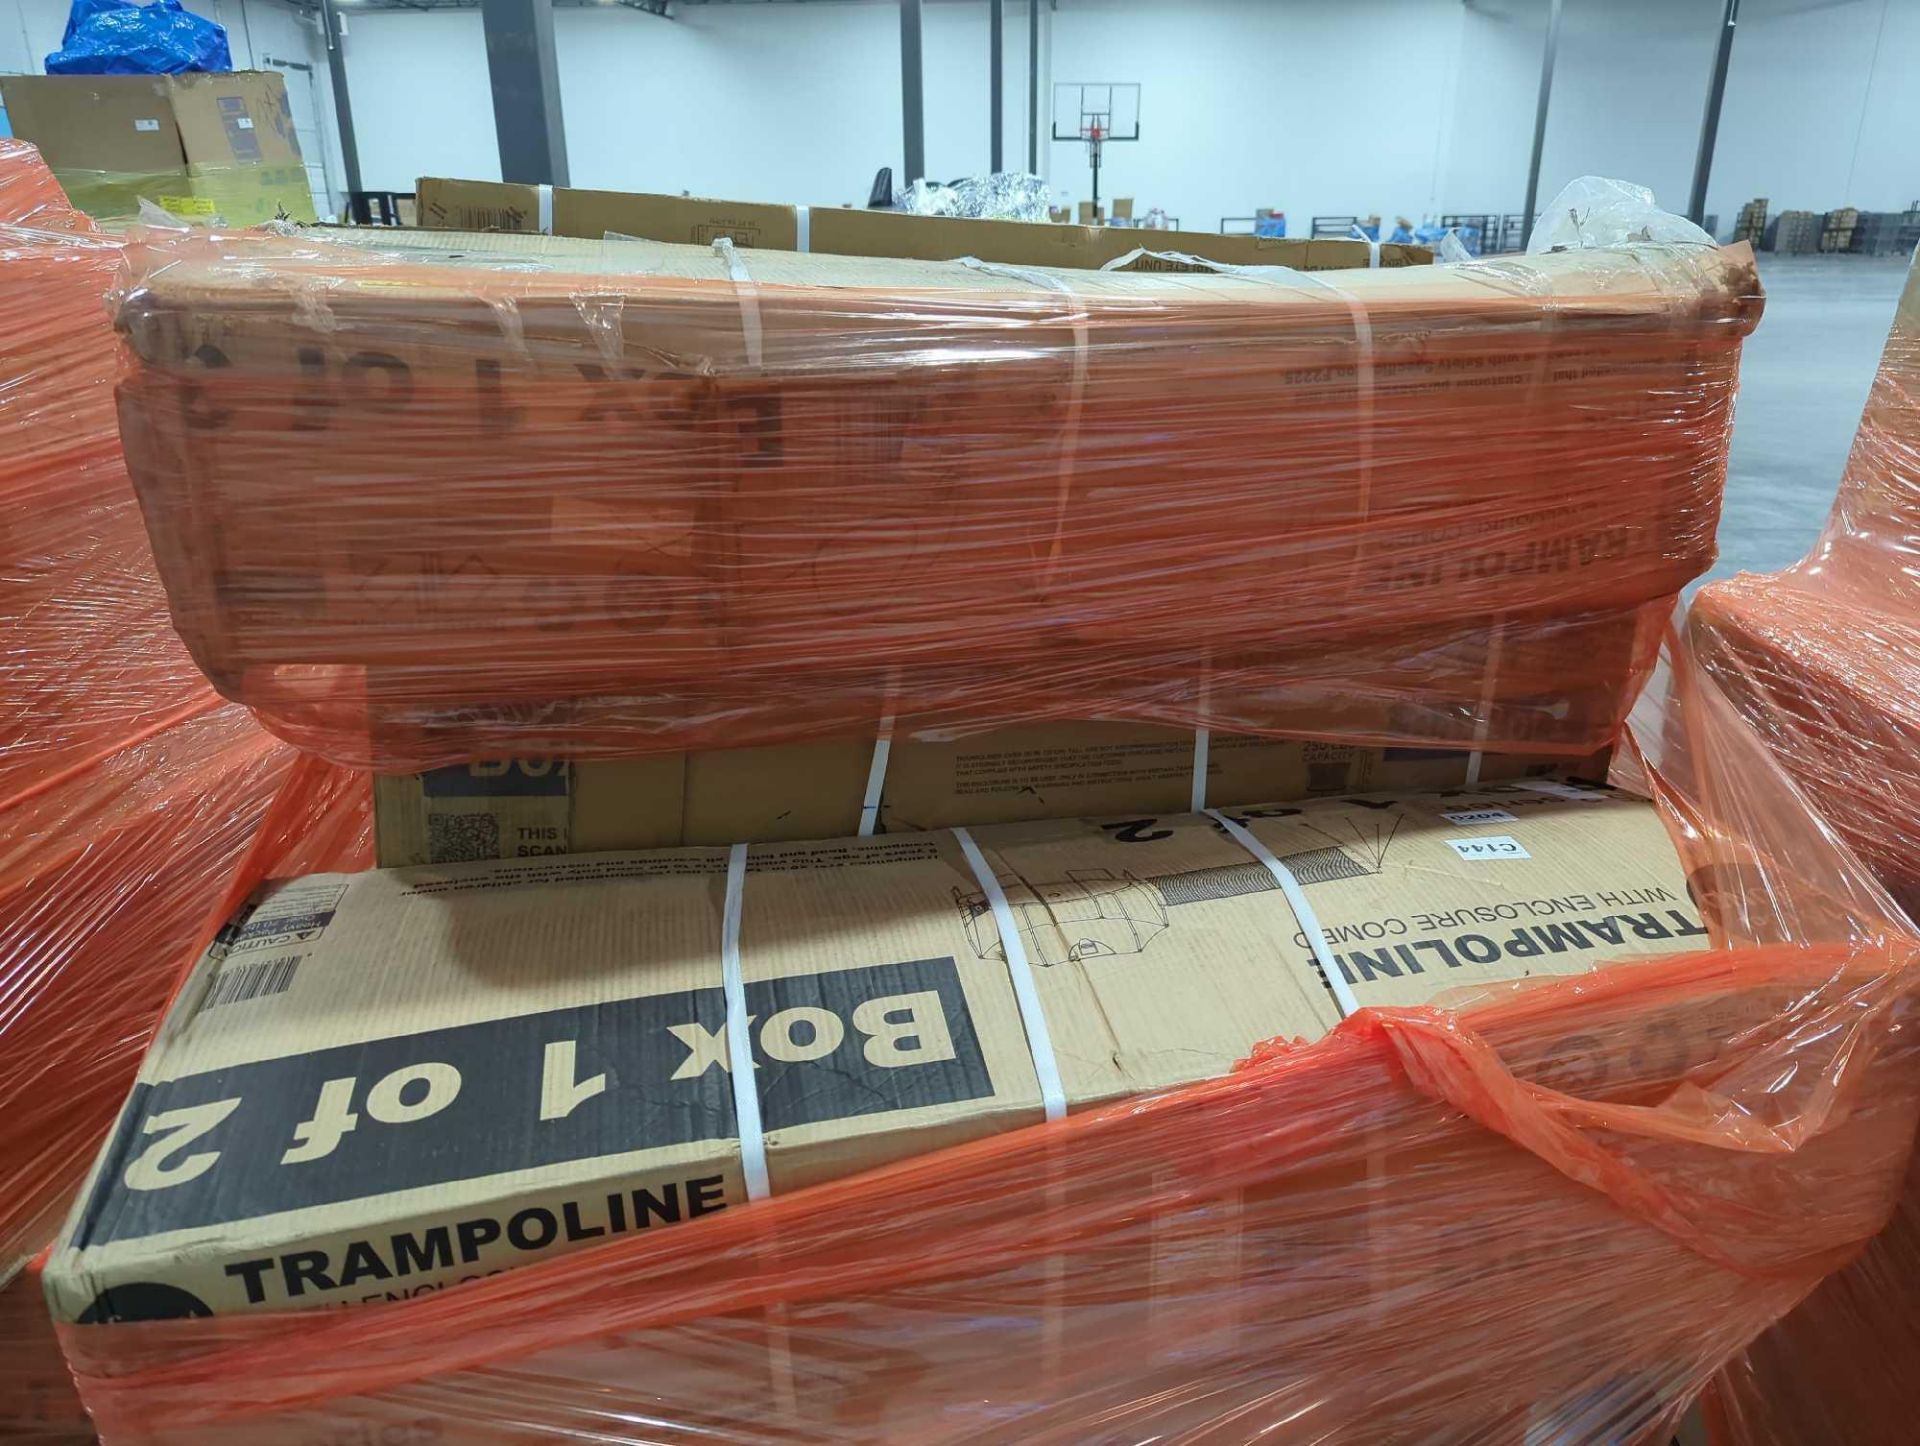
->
[414,174,1421,269]
[0,71,315,225]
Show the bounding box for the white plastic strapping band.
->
[1284,272,1376,531]
[713,237,765,369]
[795,203,811,253]
[1349,224,1382,269]
[1205,808,1361,1018]
[1464,615,1509,786]
[1097,248,1375,512]
[1190,645,1215,812]
[1097,247,1222,273]
[958,256,1087,590]
[859,718,893,837]
[1190,729,1211,813]
[536,183,553,236]
[721,842,771,1200]
[952,827,1067,1121]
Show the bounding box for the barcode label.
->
[429,810,503,862]
[453,206,532,232]
[1446,836,1531,861]
[203,954,302,1010]
[1441,807,1518,825]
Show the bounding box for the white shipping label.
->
[236,117,254,129]
[1440,807,1518,825]
[134,118,161,132]
[1446,835,1531,861]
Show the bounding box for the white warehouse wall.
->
[5,0,1916,236]
[341,0,1036,204]
[1711,0,1920,222]
[337,8,498,186]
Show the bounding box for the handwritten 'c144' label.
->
[1446,835,1531,861]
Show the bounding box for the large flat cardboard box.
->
[47,782,1708,1322]
[0,72,313,225]
[372,724,1605,866]
[414,175,1428,272]
[114,227,1755,770]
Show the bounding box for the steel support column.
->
[1689,0,1741,225]
[1028,0,1040,173]
[1521,0,1563,236]
[990,0,1004,172]
[316,0,362,197]
[480,0,569,186]
[900,0,925,185]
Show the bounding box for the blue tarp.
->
[46,0,231,76]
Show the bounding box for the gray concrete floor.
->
[1701,253,1910,590]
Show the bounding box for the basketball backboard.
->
[1052,82,1141,143]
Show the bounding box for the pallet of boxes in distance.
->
[413,175,1430,272]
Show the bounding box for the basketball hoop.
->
[1053,82,1140,219]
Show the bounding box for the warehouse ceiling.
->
[325,0,673,12]
[1466,0,1874,25]
[325,0,988,13]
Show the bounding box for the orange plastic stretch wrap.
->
[40,609,1920,1443]
[0,138,370,1336]
[1689,259,1920,1441]
[1690,256,1919,914]
[110,227,1760,769]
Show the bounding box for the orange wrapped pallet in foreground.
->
[0,140,372,1310]
[111,215,1760,769]
[40,614,1920,1443]
[1690,251,1920,914]
[0,137,91,231]
[1688,252,1920,1443]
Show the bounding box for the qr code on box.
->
[428,811,502,863]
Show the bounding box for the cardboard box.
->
[115,227,1752,769]
[414,175,1429,272]
[372,724,1602,866]
[0,72,314,226]
[47,782,1708,1322]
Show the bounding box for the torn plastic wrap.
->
[108,226,1762,770]
[1688,251,1920,1445]
[0,142,370,1302]
[1528,176,1718,254]
[45,630,1920,1442]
